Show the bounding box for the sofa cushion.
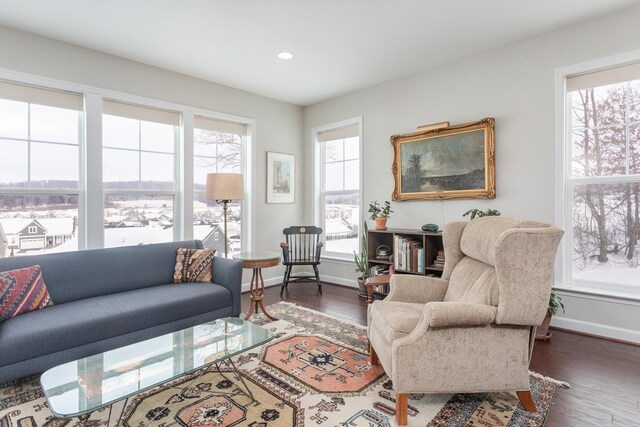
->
[369,301,424,342]
[0,282,231,366]
[0,265,53,322]
[174,248,215,283]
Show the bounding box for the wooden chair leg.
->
[516,390,537,412]
[396,393,408,425]
[369,342,379,365]
[313,265,322,295]
[280,267,288,297]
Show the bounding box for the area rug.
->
[0,302,568,426]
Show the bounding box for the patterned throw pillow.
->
[0,265,54,322]
[173,248,215,283]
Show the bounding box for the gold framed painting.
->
[391,117,495,201]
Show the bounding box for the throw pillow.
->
[173,248,215,283]
[0,265,54,322]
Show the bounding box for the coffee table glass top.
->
[40,318,274,418]
[233,250,281,261]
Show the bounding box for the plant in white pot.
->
[369,200,393,230]
[536,290,565,341]
[354,221,369,298]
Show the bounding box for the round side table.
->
[233,251,280,321]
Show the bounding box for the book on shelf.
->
[393,235,424,273]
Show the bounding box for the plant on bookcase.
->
[369,200,393,230]
[354,221,369,298]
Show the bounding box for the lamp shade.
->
[204,173,244,201]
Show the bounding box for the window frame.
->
[0,69,255,256]
[0,92,83,252]
[191,118,247,254]
[312,117,363,261]
[101,110,181,246]
[555,51,640,300]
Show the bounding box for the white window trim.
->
[312,117,363,261]
[0,67,256,253]
[554,48,640,301]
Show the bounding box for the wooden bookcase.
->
[367,228,443,297]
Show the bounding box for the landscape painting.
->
[391,118,495,201]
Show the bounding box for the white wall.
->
[304,7,640,342]
[0,25,304,286]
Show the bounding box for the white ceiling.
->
[0,0,639,106]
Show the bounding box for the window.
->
[314,119,362,257]
[0,75,253,258]
[102,100,179,247]
[0,81,82,256]
[193,116,245,257]
[563,62,640,295]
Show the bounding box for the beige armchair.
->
[368,217,563,425]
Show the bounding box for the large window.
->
[563,63,640,295]
[314,120,362,257]
[102,100,179,247]
[0,81,82,256]
[0,77,252,259]
[193,116,245,257]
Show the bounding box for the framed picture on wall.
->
[391,117,495,201]
[266,152,295,203]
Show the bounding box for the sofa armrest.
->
[212,257,244,316]
[424,301,496,328]
[386,275,448,304]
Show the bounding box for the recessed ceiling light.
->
[277,51,294,60]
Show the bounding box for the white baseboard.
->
[241,277,281,293]
[241,274,358,293]
[320,274,358,288]
[551,316,640,344]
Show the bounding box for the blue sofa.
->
[0,240,243,383]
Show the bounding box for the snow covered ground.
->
[325,237,358,255]
[573,253,640,286]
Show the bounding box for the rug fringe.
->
[529,371,571,388]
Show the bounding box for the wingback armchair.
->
[367,217,563,425]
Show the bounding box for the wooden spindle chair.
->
[280,226,323,296]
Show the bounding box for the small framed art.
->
[266,152,295,203]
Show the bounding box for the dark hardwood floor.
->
[242,282,640,427]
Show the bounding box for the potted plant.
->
[536,290,565,341]
[463,208,501,219]
[369,200,393,230]
[354,221,369,298]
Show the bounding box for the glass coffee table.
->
[40,318,274,419]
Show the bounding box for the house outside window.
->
[313,118,362,258]
[28,226,37,234]
[561,61,640,296]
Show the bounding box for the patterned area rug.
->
[0,302,568,426]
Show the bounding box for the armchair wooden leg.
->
[516,390,537,412]
[396,393,408,425]
[369,343,379,365]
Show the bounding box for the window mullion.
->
[84,93,104,249]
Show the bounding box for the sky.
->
[401,129,485,177]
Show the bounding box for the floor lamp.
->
[204,173,244,258]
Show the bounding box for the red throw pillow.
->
[0,265,54,322]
